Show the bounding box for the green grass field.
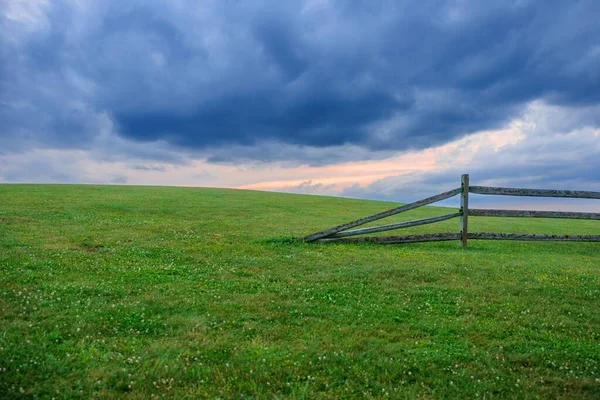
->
[1,184,599,399]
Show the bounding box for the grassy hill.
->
[1,184,599,399]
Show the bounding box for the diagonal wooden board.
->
[302,187,461,242]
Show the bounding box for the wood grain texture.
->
[467,233,600,241]
[460,174,469,248]
[469,186,600,199]
[330,212,461,238]
[317,233,461,244]
[302,187,461,242]
[469,209,600,220]
[304,177,600,245]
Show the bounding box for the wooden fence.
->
[302,174,600,247]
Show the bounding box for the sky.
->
[1,0,600,210]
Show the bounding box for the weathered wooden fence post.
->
[460,174,469,248]
[303,172,600,245]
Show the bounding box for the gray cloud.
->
[0,149,89,184]
[128,164,167,172]
[1,0,600,165]
[204,142,396,167]
[275,180,338,196]
[341,104,600,210]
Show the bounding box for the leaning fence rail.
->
[302,187,462,242]
[302,174,600,247]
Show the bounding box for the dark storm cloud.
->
[1,0,600,162]
[113,89,402,148]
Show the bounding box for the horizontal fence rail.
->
[469,186,600,199]
[318,233,461,244]
[468,233,600,242]
[318,233,600,244]
[301,174,600,247]
[469,209,600,220]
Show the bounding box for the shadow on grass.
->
[260,236,303,245]
[260,235,600,257]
